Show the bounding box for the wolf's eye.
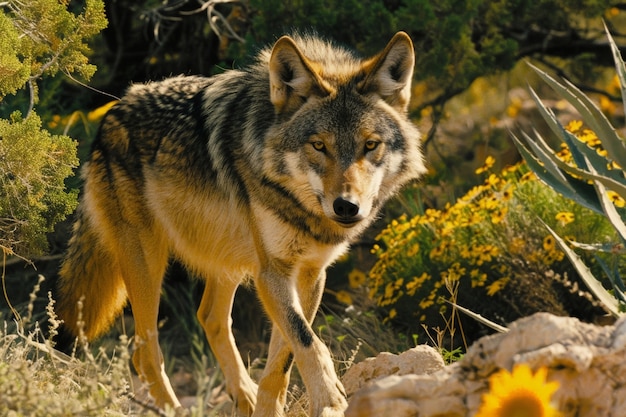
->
[364,140,380,152]
[312,141,326,152]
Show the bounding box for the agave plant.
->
[511,24,626,317]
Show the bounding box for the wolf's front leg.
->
[253,264,347,417]
[254,326,292,417]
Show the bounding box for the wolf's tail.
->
[56,206,128,340]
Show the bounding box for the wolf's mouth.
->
[333,216,363,228]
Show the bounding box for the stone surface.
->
[345,312,626,417]
[342,345,445,396]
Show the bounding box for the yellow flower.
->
[577,129,601,147]
[520,171,536,183]
[509,237,526,255]
[600,95,616,115]
[506,97,522,118]
[335,290,353,305]
[474,244,500,266]
[607,7,620,18]
[470,269,487,288]
[476,155,496,174]
[348,269,366,288]
[486,277,509,296]
[555,212,574,226]
[565,119,583,134]
[405,243,419,257]
[429,241,448,260]
[607,190,626,208]
[485,173,501,188]
[406,272,429,296]
[543,235,556,252]
[475,364,561,417]
[491,207,508,224]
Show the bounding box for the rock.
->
[346,312,626,417]
[342,345,445,396]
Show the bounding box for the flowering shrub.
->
[368,147,615,340]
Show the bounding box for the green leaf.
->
[511,131,604,214]
[528,62,626,169]
[605,22,626,126]
[545,150,626,211]
[587,160,626,242]
[594,254,626,303]
[541,220,623,317]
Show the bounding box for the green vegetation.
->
[513,27,626,317]
[367,154,615,347]
[0,0,107,256]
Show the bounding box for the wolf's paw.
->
[231,379,258,416]
[311,391,347,417]
[318,405,347,417]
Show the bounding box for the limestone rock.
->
[342,345,445,396]
[346,312,626,417]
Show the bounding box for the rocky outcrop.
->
[342,345,445,397]
[345,313,626,417]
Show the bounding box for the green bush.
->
[0,112,78,255]
[0,0,107,256]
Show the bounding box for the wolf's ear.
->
[269,36,333,114]
[359,32,415,112]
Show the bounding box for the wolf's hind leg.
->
[197,276,258,416]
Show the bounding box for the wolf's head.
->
[263,32,426,230]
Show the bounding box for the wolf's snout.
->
[333,197,359,220]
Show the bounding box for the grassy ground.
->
[0,251,414,417]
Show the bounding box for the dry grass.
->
[0,268,411,417]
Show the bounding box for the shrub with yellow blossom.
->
[368,154,613,342]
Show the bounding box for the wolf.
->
[56,31,425,417]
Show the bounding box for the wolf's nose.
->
[333,197,359,218]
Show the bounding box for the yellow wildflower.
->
[543,235,556,252]
[520,171,536,183]
[485,173,501,187]
[335,290,353,305]
[470,269,487,287]
[475,364,561,417]
[600,95,616,115]
[348,269,366,288]
[486,277,509,296]
[509,237,526,255]
[474,244,500,266]
[577,129,601,147]
[608,190,626,208]
[476,155,496,174]
[491,207,508,224]
[555,212,575,226]
[405,272,429,296]
[565,119,583,134]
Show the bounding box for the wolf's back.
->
[55,74,262,340]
